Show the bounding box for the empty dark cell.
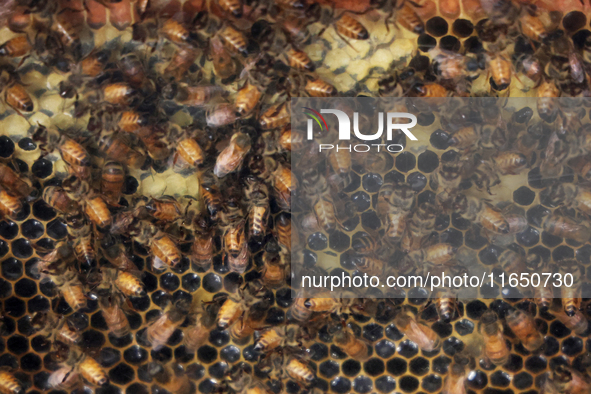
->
[351,191,371,212]
[430,130,450,150]
[109,331,133,348]
[553,245,574,261]
[308,232,327,250]
[396,152,416,172]
[386,324,404,341]
[344,173,361,192]
[440,228,463,247]
[7,335,28,354]
[516,227,540,247]
[12,239,32,259]
[577,244,591,265]
[426,16,448,36]
[452,18,474,37]
[100,348,121,368]
[421,374,442,393]
[342,359,361,376]
[31,158,52,178]
[528,167,553,189]
[364,358,385,377]
[15,278,36,298]
[0,221,18,241]
[513,186,535,206]
[543,336,560,357]
[27,296,49,313]
[353,376,373,393]
[451,213,471,230]
[319,360,340,378]
[398,340,419,358]
[91,310,109,330]
[0,136,14,158]
[174,345,195,363]
[439,36,460,52]
[466,300,487,319]
[108,363,134,385]
[467,370,488,389]
[2,258,23,280]
[443,337,464,356]
[399,376,419,393]
[32,202,56,222]
[563,11,586,31]
[199,379,218,394]
[384,170,406,184]
[307,343,328,362]
[31,336,50,353]
[363,323,383,342]
[219,345,240,363]
[562,336,583,356]
[375,339,396,358]
[0,353,17,369]
[123,345,148,365]
[417,150,439,173]
[331,377,351,394]
[362,173,383,193]
[34,371,50,390]
[20,352,41,372]
[431,356,451,374]
[202,273,223,293]
[0,240,7,259]
[209,328,230,347]
[455,319,474,336]
[122,175,139,194]
[418,34,437,52]
[407,172,427,192]
[435,215,450,231]
[525,355,547,373]
[198,345,218,364]
[20,219,43,240]
[361,211,381,230]
[329,231,350,252]
[4,296,25,317]
[265,307,285,325]
[151,346,172,362]
[490,371,511,387]
[81,329,106,349]
[126,383,149,394]
[417,112,435,126]
[513,372,533,389]
[542,232,562,248]
[0,278,11,299]
[375,376,396,393]
[478,245,500,266]
[159,272,180,291]
[409,357,429,376]
[276,288,294,309]
[151,290,170,309]
[209,361,228,379]
[285,380,300,394]
[141,272,157,292]
[18,137,36,151]
[46,219,67,239]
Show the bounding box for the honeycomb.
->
[0,0,588,394]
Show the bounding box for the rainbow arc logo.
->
[303,107,328,138]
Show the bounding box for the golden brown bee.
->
[141,196,183,222]
[276,213,294,252]
[0,35,31,57]
[118,111,148,133]
[210,35,238,80]
[537,80,559,122]
[4,82,33,113]
[305,77,337,97]
[410,82,448,98]
[164,46,199,80]
[396,2,424,34]
[67,217,95,266]
[0,188,23,220]
[384,210,408,244]
[0,163,35,201]
[255,324,303,352]
[173,136,204,170]
[183,309,214,351]
[519,11,547,42]
[545,183,591,217]
[559,260,582,317]
[132,222,182,269]
[505,309,543,351]
[286,48,315,72]
[480,310,509,366]
[492,151,528,175]
[103,83,135,105]
[146,302,189,350]
[235,81,262,117]
[42,186,80,215]
[217,294,245,329]
[99,296,130,338]
[448,126,479,150]
[260,102,290,130]
[48,365,79,390]
[77,353,108,387]
[100,161,125,206]
[56,137,91,180]
[223,222,249,273]
[498,248,530,291]
[245,177,270,239]
[219,25,248,56]
[290,296,312,323]
[218,0,243,17]
[334,325,371,361]
[335,13,369,40]
[32,310,81,346]
[286,357,315,387]
[214,132,251,178]
[271,161,294,210]
[168,85,224,107]
[542,213,591,243]
[105,269,146,297]
[160,19,196,45]
[401,202,437,252]
[200,182,223,220]
[400,243,457,274]
[487,53,511,91]
[442,363,466,394]
[453,194,510,234]
[206,103,238,127]
[51,270,87,311]
[553,308,588,335]
[313,193,338,233]
[97,133,147,170]
[394,311,441,351]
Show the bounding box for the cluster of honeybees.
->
[0,0,589,394]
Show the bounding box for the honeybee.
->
[492,151,528,175]
[49,269,87,311]
[427,289,459,323]
[163,46,199,80]
[545,183,591,217]
[255,324,305,353]
[354,255,385,277]
[487,53,512,91]
[271,161,294,210]
[131,222,182,269]
[100,161,125,206]
[453,194,510,234]
[200,181,223,221]
[519,10,548,42]
[49,349,108,389]
[547,365,591,394]
[117,111,148,133]
[244,177,269,239]
[290,295,313,323]
[223,221,249,273]
[394,311,441,351]
[401,202,437,252]
[0,370,22,394]
[442,362,466,394]
[206,103,238,127]
[505,309,543,351]
[102,82,135,106]
[430,155,468,206]
[42,186,80,215]
[399,243,457,275]
[145,301,189,350]
[189,216,215,270]
[396,2,424,34]
[139,196,183,223]
[448,126,479,151]
[99,295,130,338]
[0,35,30,59]
[498,248,531,294]
[559,260,582,317]
[173,136,204,171]
[160,19,203,46]
[183,306,216,351]
[165,84,224,107]
[303,293,369,316]
[0,187,23,220]
[210,35,238,80]
[312,193,338,233]
[66,216,95,266]
[102,268,146,297]
[542,213,591,243]
[31,310,81,346]
[217,282,267,329]
[260,102,290,130]
[537,80,559,122]
[276,213,294,252]
[480,310,509,366]
[2,75,33,114]
[333,324,371,361]
[552,308,588,335]
[284,356,316,387]
[118,53,146,88]
[148,363,192,394]
[286,47,315,72]
[304,77,338,97]
[218,24,248,56]
[97,132,148,170]
[235,81,262,117]
[0,163,35,201]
